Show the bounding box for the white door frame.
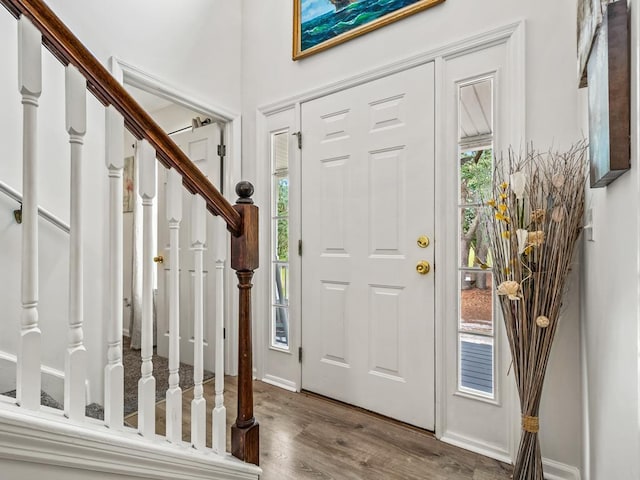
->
[110,57,243,375]
[256,21,524,450]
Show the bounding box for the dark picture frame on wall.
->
[293,0,445,61]
[586,1,630,188]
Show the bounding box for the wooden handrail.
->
[1,0,242,235]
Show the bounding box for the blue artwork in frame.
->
[293,0,445,60]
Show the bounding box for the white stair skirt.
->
[0,396,261,480]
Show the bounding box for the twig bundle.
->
[484,142,588,479]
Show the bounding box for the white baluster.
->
[138,140,157,437]
[213,216,226,454]
[191,195,206,449]
[104,105,124,429]
[64,64,88,422]
[17,16,42,411]
[166,169,182,443]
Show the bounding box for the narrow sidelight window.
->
[457,78,495,398]
[271,131,290,350]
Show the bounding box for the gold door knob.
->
[416,260,430,275]
[153,255,164,264]
[417,235,430,248]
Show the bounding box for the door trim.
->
[110,57,243,376]
[256,20,525,444]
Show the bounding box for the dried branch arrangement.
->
[483,142,588,479]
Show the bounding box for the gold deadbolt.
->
[153,255,164,264]
[417,235,430,248]
[416,260,431,275]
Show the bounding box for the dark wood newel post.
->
[230,181,259,466]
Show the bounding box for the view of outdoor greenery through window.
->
[272,132,290,349]
[458,146,495,396]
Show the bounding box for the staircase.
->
[0,1,261,478]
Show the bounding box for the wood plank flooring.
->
[126,377,513,480]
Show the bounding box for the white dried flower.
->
[552,206,564,223]
[516,229,529,255]
[497,280,521,301]
[536,316,550,328]
[552,173,565,188]
[510,171,527,200]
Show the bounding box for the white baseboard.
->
[543,458,581,480]
[440,430,580,480]
[261,374,298,392]
[440,430,512,464]
[0,351,91,405]
[0,396,261,480]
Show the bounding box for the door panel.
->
[301,63,435,429]
[157,122,221,373]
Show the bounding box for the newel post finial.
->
[230,180,259,465]
[235,181,254,204]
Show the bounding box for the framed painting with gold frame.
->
[293,0,445,60]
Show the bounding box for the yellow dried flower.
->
[523,246,533,256]
[530,209,546,224]
[487,199,497,207]
[499,193,508,200]
[500,182,508,190]
[498,204,508,213]
[501,231,511,239]
[495,213,511,223]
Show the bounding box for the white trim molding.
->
[262,374,298,393]
[441,432,581,480]
[0,397,260,480]
[543,458,582,480]
[258,21,525,117]
[0,351,91,406]
[440,431,512,464]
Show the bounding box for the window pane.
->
[460,148,493,204]
[273,132,289,172]
[459,207,492,269]
[459,79,493,142]
[273,264,289,305]
[459,334,494,396]
[276,176,289,217]
[460,271,493,335]
[272,306,289,348]
[275,218,289,262]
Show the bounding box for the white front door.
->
[157,122,223,372]
[301,63,436,429]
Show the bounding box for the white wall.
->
[580,1,640,479]
[46,0,243,116]
[0,1,242,405]
[241,0,584,474]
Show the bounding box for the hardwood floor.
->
[126,377,513,479]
